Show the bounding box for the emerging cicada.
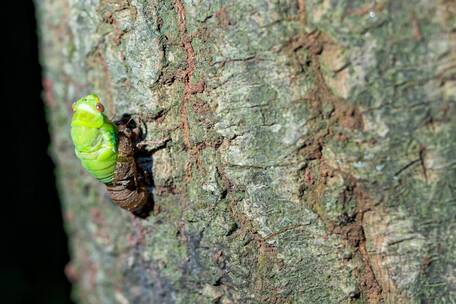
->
[71,95,153,218]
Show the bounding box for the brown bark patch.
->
[288,30,381,300]
[215,6,231,27]
[333,102,364,130]
[328,185,383,303]
[286,31,363,131]
[319,41,350,99]
[174,0,205,151]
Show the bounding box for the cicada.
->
[71,95,153,218]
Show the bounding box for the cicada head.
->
[71,94,106,128]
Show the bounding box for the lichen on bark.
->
[36,0,455,303]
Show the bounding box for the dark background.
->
[0,2,73,303]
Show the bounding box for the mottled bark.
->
[35,0,455,303]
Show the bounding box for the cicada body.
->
[71,94,117,184]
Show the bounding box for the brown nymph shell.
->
[106,118,153,218]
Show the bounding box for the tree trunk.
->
[35,0,455,303]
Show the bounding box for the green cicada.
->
[71,94,153,217]
[71,94,117,184]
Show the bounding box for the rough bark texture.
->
[36,0,455,303]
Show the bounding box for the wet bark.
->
[36,0,455,303]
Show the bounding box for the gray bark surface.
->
[35,0,455,303]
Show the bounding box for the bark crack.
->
[174,0,205,151]
[287,30,383,302]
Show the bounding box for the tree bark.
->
[35,0,455,303]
